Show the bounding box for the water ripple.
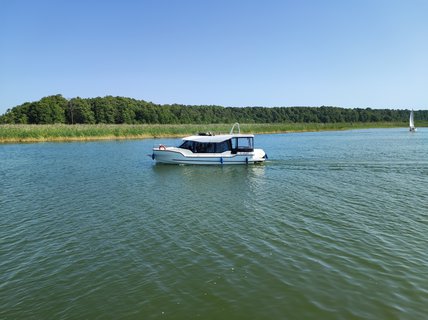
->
[1,131,428,319]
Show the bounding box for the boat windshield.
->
[179,140,193,151]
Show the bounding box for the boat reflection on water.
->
[151,161,267,195]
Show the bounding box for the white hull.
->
[152,147,266,165]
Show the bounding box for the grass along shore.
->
[0,122,421,143]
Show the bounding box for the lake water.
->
[1,128,427,319]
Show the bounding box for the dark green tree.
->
[67,98,95,124]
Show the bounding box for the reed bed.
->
[0,122,414,143]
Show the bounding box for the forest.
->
[1,94,426,125]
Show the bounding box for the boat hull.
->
[152,148,266,165]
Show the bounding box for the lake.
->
[1,128,427,319]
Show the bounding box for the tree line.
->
[1,94,426,125]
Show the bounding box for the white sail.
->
[409,110,416,131]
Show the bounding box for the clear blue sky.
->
[1,0,427,114]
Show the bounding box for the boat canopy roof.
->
[182,134,254,143]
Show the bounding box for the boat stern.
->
[252,148,267,163]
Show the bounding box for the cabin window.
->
[231,138,238,151]
[179,140,232,153]
[194,142,205,153]
[239,137,253,150]
[216,140,230,153]
[194,142,217,153]
[206,143,216,153]
[232,137,254,153]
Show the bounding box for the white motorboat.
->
[409,110,416,132]
[151,123,267,165]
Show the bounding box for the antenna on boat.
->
[230,123,240,134]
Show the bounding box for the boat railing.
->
[230,123,240,134]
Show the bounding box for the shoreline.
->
[0,122,417,144]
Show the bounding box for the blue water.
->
[1,128,427,319]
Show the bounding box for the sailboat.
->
[409,110,416,132]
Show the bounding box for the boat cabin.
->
[178,135,254,154]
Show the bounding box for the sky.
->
[1,0,427,114]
